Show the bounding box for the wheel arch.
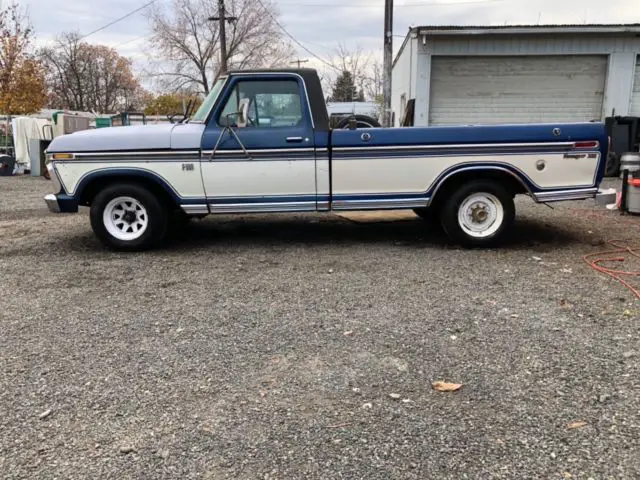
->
[429,166,532,207]
[76,169,180,209]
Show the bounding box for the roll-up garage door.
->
[629,56,640,116]
[429,55,607,125]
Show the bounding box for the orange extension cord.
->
[573,209,640,300]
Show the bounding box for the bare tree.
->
[321,43,382,102]
[333,43,371,97]
[363,58,383,102]
[146,0,294,94]
[39,33,147,113]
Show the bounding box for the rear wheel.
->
[440,180,515,247]
[90,183,168,251]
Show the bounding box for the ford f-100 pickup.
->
[44,68,614,251]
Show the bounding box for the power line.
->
[111,34,151,49]
[254,0,341,72]
[276,0,504,6]
[79,0,158,41]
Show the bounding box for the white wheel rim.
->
[103,196,149,241]
[457,192,504,239]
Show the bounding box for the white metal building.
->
[392,24,640,127]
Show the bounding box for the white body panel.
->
[429,55,607,125]
[171,124,206,149]
[54,161,206,199]
[50,124,176,152]
[315,154,331,210]
[201,160,317,198]
[332,153,600,195]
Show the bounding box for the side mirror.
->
[224,98,251,128]
[237,98,250,128]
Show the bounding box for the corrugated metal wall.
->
[630,56,640,116]
[429,55,607,125]
[430,35,640,56]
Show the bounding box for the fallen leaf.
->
[563,472,572,479]
[39,409,52,420]
[567,421,587,430]
[432,381,463,392]
[343,331,354,337]
[325,422,351,429]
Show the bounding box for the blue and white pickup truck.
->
[45,68,614,251]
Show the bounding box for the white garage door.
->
[429,55,607,125]
[629,56,640,116]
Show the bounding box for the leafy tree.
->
[0,3,47,115]
[144,93,203,117]
[330,70,360,102]
[39,33,146,113]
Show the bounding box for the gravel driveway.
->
[0,176,638,479]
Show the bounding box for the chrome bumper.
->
[44,194,61,213]
[595,188,618,207]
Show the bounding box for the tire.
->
[90,183,168,251]
[604,152,620,177]
[440,180,515,248]
[336,114,381,129]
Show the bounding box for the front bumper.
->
[45,194,61,213]
[43,193,79,213]
[44,162,79,213]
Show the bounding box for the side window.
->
[218,79,304,128]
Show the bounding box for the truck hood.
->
[47,123,206,153]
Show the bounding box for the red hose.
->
[583,241,640,300]
[572,208,640,300]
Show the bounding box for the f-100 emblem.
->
[182,163,195,172]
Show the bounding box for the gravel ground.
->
[0,175,638,480]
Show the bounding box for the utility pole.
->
[382,0,393,127]
[290,59,309,69]
[208,0,237,76]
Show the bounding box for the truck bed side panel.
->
[330,123,608,209]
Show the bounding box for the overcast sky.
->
[23,0,640,73]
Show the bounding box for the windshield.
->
[190,77,227,123]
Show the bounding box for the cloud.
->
[23,0,640,79]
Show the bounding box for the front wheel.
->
[440,180,515,247]
[90,183,168,251]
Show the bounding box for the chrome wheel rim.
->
[457,192,504,239]
[103,196,149,241]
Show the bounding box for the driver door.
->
[200,76,317,213]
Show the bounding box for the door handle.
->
[286,136,304,143]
